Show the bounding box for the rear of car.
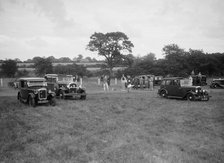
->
[210,79,224,88]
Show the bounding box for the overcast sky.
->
[0,0,224,61]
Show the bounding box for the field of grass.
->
[0,78,224,163]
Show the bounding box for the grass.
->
[0,79,224,163]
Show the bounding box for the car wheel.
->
[187,94,195,101]
[59,90,65,99]
[28,96,36,107]
[160,90,167,98]
[80,95,86,100]
[213,84,217,88]
[49,98,56,106]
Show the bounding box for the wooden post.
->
[98,77,100,85]
[0,78,3,87]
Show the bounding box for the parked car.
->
[191,75,207,86]
[44,74,86,100]
[55,81,86,99]
[158,77,210,101]
[17,78,56,107]
[210,78,224,89]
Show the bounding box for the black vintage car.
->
[191,75,207,86]
[17,78,56,107]
[158,77,210,101]
[210,79,224,89]
[55,81,86,99]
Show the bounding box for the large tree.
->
[34,58,53,76]
[87,32,134,75]
[1,59,18,77]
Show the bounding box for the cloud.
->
[26,37,48,47]
[36,0,75,28]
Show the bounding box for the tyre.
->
[28,96,36,107]
[80,95,86,100]
[59,90,65,99]
[49,98,56,106]
[187,93,195,101]
[160,90,167,98]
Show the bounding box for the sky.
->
[0,0,224,61]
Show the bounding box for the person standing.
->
[149,76,154,91]
[103,75,109,91]
[121,74,127,90]
[139,76,143,89]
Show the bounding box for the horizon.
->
[1,0,224,61]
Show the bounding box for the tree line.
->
[1,31,224,78]
[118,44,224,78]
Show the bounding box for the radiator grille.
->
[39,89,47,99]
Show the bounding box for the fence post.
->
[115,78,117,85]
[98,77,100,85]
[0,78,3,87]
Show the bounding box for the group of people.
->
[100,75,110,91]
[121,74,132,91]
[99,74,154,92]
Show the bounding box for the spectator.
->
[149,76,154,90]
[103,75,109,91]
[121,74,127,90]
[139,76,143,89]
[107,75,111,86]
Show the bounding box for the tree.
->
[77,54,83,62]
[58,57,72,63]
[34,58,53,76]
[122,54,135,67]
[162,44,188,76]
[87,32,134,75]
[54,63,90,77]
[1,59,18,77]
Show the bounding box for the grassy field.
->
[0,79,224,163]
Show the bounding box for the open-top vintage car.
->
[56,81,86,99]
[158,77,210,101]
[210,78,224,89]
[17,78,56,107]
[44,74,86,100]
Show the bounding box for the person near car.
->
[189,75,193,86]
[121,74,127,90]
[103,75,109,91]
[149,77,154,90]
[139,76,143,89]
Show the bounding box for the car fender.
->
[28,93,35,99]
[185,91,196,97]
[48,92,55,98]
[159,88,168,94]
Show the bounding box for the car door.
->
[166,79,182,97]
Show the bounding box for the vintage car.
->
[210,78,224,88]
[44,74,86,100]
[158,77,210,101]
[55,81,86,99]
[17,78,56,107]
[191,74,207,86]
[132,75,162,89]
